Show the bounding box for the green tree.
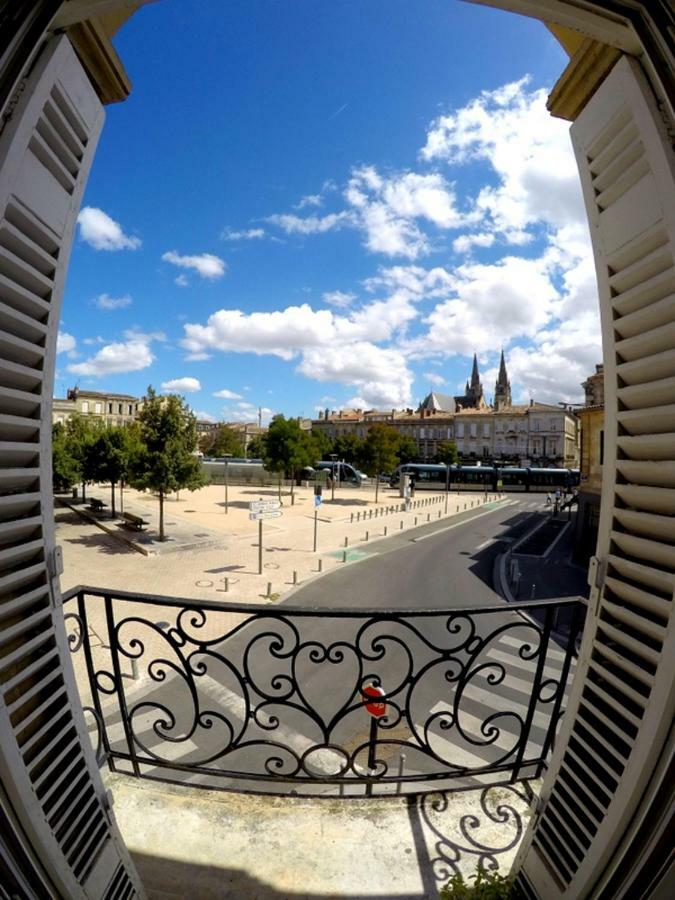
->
[264,415,316,504]
[360,424,401,502]
[52,422,81,492]
[89,425,137,517]
[207,426,245,458]
[129,388,206,540]
[332,432,364,464]
[395,433,418,465]
[246,433,267,459]
[435,440,460,465]
[63,414,99,501]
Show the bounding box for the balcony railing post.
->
[77,590,113,768]
[511,603,555,784]
[103,593,141,778]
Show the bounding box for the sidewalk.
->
[495,508,589,634]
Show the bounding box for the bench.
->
[88,498,107,512]
[121,511,148,531]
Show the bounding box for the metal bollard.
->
[383,525,388,536]
[427,513,430,522]
[414,516,418,525]
[267,582,273,597]
[350,513,354,523]
[438,510,441,518]
[344,536,349,547]
[224,577,229,592]
[365,530,369,541]
[131,658,139,681]
[400,520,404,530]
[293,570,298,585]
[395,753,407,795]
[318,558,323,572]
[343,550,348,562]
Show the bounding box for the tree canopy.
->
[264,415,320,502]
[128,388,206,540]
[435,440,460,465]
[360,424,401,501]
[203,425,245,458]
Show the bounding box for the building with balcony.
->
[575,365,605,564]
[52,388,141,427]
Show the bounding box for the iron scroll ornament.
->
[64,588,581,796]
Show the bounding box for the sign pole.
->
[258,519,263,574]
[313,509,318,552]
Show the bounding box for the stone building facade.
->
[52,387,141,427]
[312,356,580,467]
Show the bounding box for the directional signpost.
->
[249,499,283,574]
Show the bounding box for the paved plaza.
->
[57,482,503,605]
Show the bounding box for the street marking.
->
[411,503,510,543]
[475,539,494,550]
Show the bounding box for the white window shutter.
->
[0,35,143,898]
[514,55,675,899]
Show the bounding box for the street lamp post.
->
[329,453,337,502]
[223,455,231,514]
[445,464,450,514]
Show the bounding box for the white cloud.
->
[420,77,585,239]
[452,232,495,254]
[221,402,273,425]
[213,388,243,400]
[322,290,356,309]
[175,274,189,287]
[161,377,201,393]
[83,336,105,345]
[408,255,561,358]
[162,250,226,280]
[67,339,155,377]
[93,293,132,311]
[57,332,76,355]
[424,372,446,386]
[123,328,167,343]
[298,343,413,408]
[222,228,265,241]
[265,211,352,235]
[184,351,211,362]
[296,194,322,209]
[193,410,217,423]
[77,207,141,251]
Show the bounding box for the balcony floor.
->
[107,772,535,898]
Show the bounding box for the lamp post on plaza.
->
[329,453,337,502]
[223,455,232,514]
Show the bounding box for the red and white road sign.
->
[362,683,387,718]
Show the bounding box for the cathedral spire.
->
[494,349,512,409]
[470,352,480,388]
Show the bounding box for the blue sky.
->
[57,0,601,423]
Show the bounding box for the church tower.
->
[467,353,485,407]
[494,349,512,410]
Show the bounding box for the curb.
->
[57,498,153,556]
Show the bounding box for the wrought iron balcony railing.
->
[63,587,583,798]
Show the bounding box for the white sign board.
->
[249,499,282,512]
[249,510,283,521]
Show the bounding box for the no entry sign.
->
[362,683,387,718]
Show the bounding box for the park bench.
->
[88,498,106,512]
[121,511,148,531]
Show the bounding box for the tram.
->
[389,464,580,493]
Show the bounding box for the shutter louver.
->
[514,56,675,899]
[0,36,142,898]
